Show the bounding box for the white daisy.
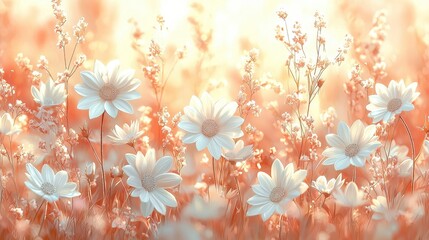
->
[246,159,308,221]
[24,163,81,202]
[312,174,344,195]
[122,149,182,217]
[322,120,381,170]
[0,112,21,136]
[367,80,419,123]
[178,92,244,160]
[31,79,66,107]
[75,60,141,119]
[333,181,365,207]
[108,120,143,145]
[222,140,253,162]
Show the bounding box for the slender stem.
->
[63,46,67,69]
[67,42,78,70]
[38,201,48,236]
[308,193,323,214]
[218,158,224,186]
[0,186,3,214]
[87,180,93,203]
[44,69,55,81]
[212,157,217,190]
[353,167,357,182]
[399,116,416,192]
[31,199,45,223]
[2,139,18,204]
[100,112,107,205]
[234,175,242,209]
[159,59,178,105]
[66,81,69,133]
[350,207,354,237]
[279,214,283,239]
[108,178,115,210]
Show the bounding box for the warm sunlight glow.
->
[1,0,429,239]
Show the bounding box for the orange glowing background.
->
[2,0,429,134]
[1,0,429,239]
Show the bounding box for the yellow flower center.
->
[387,98,402,112]
[201,119,219,137]
[99,84,119,101]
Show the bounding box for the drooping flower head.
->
[246,159,308,221]
[178,92,244,160]
[122,149,182,217]
[24,163,81,202]
[367,80,419,123]
[75,60,141,119]
[31,79,66,107]
[322,120,381,170]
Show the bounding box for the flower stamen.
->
[270,186,286,202]
[201,119,219,137]
[99,84,119,101]
[141,175,156,192]
[387,98,402,112]
[41,182,56,195]
[345,143,360,157]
